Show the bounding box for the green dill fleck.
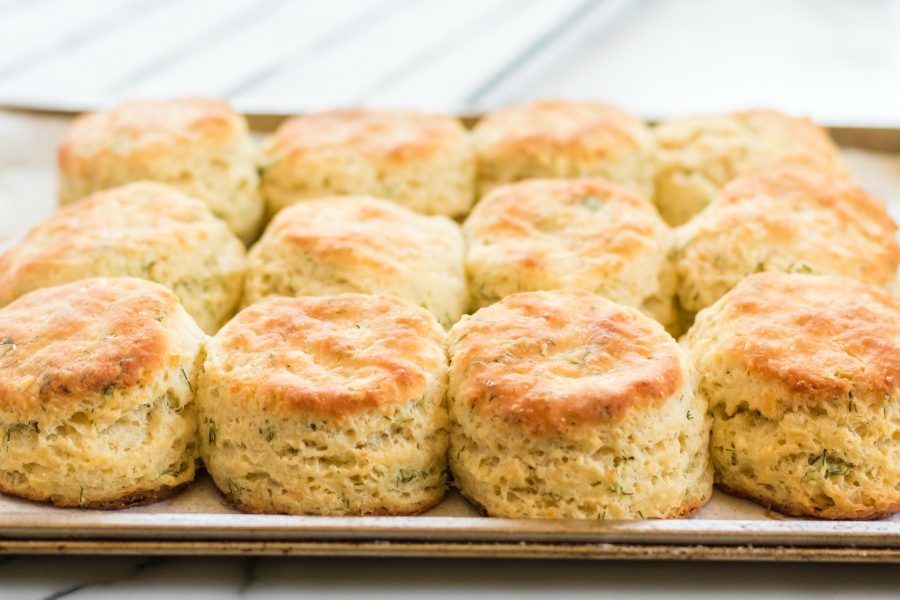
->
[79,487,85,506]
[826,457,853,478]
[397,469,419,483]
[693,290,700,302]
[590,480,603,487]
[608,485,633,496]
[0,336,13,345]
[543,492,562,503]
[2,429,9,451]
[103,384,115,397]
[638,511,645,520]
[263,425,276,442]
[725,447,737,466]
[207,420,217,445]
[808,449,826,467]
[31,422,39,434]
[180,367,193,393]
[686,410,693,420]
[456,445,465,460]
[597,511,606,520]
[849,399,856,412]
[154,312,166,322]
[582,196,601,212]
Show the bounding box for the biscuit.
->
[674,170,900,317]
[197,294,449,515]
[58,97,264,244]
[260,108,474,218]
[447,290,712,520]
[243,196,468,329]
[472,100,655,200]
[0,181,246,334]
[653,109,847,225]
[0,277,205,508]
[685,272,900,519]
[463,178,677,334]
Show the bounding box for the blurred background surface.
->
[0,0,897,125]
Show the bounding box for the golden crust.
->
[242,196,467,328]
[464,178,669,310]
[472,100,654,197]
[264,108,467,166]
[0,278,182,412]
[208,294,447,419]
[259,196,454,279]
[674,170,900,313]
[447,290,683,436]
[58,98,245,176]
[7,482,189,510]
[715,481,900,521]
[474,100,650,161]
[0,181,246,333]
[691,272,900,406]
[653,109,847,225]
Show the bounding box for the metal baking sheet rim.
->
[3,540,900,562]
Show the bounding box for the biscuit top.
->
[58,97,248,171]
[0,182,242,305]
[255,195,459,276]
[0,278,182,412]
[683,170,899,286]
[472,100,651,158]
[689,272,900,410]
[465,178,667,278]
[448,290,684,436]
[264,108,467,165]
[208,294,446,419]
[654,109,845,179]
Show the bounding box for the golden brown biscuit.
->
[463,178,677,334]
[674,170,899,317]
[197,294,449,515]
[654,109,847,225]
[472,100,655,199]
[0,277,205,508]
[0,181,246,334]
[261,108,474,217]
[242,195,467,328]
[686,272,900,519]
[448,290,712,519]
[58,97,263,243]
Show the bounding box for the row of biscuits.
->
[3,168,897,340]
[2,271,900,521]
[55,98,848,235]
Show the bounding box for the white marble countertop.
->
[3,0,900,597]
[2,555,900,599]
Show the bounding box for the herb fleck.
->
[180,367,193,393]
[207,420,217,445]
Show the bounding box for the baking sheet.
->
[1,109,900,560]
